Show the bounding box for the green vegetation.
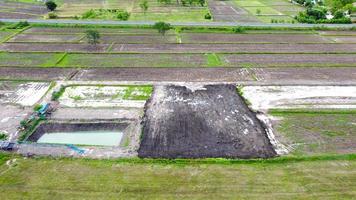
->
[294,0,353,23]
[270,109,356,155]
[0,133,7,140]
[85,30,100,45]
[206,53,223,67]
[139,0,149,14]
[0,154,355,199]
[82,9,130,20]
[51,86,65,101]
[122,85,153,100]
[18,118,42,142]
[153,22,172,36]
[45,1,57,11]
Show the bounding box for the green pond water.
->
[37,131,123,146]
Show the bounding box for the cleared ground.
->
[139,84,276,158]
[0,154,355,199]
[0,1,47,19]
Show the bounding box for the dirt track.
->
[138,84,277,158]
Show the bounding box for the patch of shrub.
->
[7,21,29,29]
[48,12,58,19]
[33,104,42,112]
[0,133,7,140]
[82,9,130,21]
[204,12,212,19]
[45,0,57,11]
[233,26,245,33]
[51,86,65,101]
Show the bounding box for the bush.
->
[33,104,42,112]
[153,22,172,36]
[45,1,57,11]
[204,12,212,19]
[48,12,58,19]
[116,10,130,20]
[233,26,245,33]
[85,29,100,45]
[81,9,130,21]
[51,86,65,101]
[0,133,7,140]
[8,21,29,29]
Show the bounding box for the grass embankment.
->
[0,153,355,199]
[270,109,356,156]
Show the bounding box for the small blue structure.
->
[65,144,85,154]
[37,103,50,116]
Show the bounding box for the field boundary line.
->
[0,26,31,43]
[106,42,116,52]
[54,52,68,66]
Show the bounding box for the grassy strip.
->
[269,108,356,115]
[54,52,68,66]
[106,42,115,52]
[7,153,356,165]
[0,26,30,43]
[19,22,356,32]
[18,118,42,142]
[206,53,223,67]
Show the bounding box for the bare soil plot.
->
[271,111,356,155]
[181,33,330,43]
[24,27,174,35]
[80,35,177,44]
[0,67,76,81]
[0,81,50,106]
[52,108,142,121]
[207,0,260,22]
[252,67,356,85]
[0,43,109,52]
[0,52,63,67]
[222,54,356,67]
[0,105,30,140]
[242,86,356,111]
[111,43,356,53]
[8,34,82,43]
[72,67,254,82]
[0,30,15,42]
[323,36,356,43]
[318,31,356,36]
[0,1,46,19]
[139,84,276,158]
[58,53,206,68]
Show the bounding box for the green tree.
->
[140,0,149,14]
[153,22,172,36]
[45,1,57,11]
[85,30,100,45]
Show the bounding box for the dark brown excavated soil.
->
[138,84,277,159]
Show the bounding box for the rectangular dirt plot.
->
[8,34,82,43]
[87,35,177,44]
[0,52,63,67]
[0,43,109,52]
[181,33,329,43]
[222,54,356,67]
[58,53,206,68]
[139,84,276,159]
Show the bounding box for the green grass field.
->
[234,0,303,23]
[270,109,356,156]
[0,154,355,199]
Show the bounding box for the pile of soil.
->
[138,84,277,159]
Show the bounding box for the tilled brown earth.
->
[138,84,276,158]
[0,67,76,80]
[2,43,356,53]
[2,67,355,85]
